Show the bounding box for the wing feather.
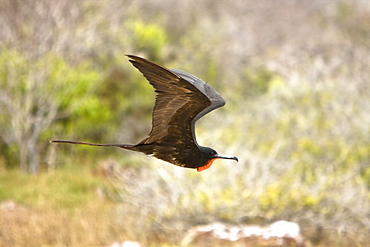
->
[127,55,225,150]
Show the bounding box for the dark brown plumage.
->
[50,55,238,172]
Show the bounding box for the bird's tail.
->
[49,140,136,150]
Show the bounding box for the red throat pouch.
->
[197,158,216,172]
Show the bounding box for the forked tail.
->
[49,140,135,150]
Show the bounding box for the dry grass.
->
[0,201,122,247]
[0,167,131,247]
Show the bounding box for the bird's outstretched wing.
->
[127,55,225,148]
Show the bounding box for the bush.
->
[0,49,101,172]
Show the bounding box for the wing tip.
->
[125,54,140,61]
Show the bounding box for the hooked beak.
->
[214,154,238,162]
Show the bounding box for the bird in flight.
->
[50,55,238,172]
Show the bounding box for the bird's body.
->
[51,55,238,172]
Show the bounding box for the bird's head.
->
[198,146,238,172]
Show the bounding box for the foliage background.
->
[0,0,369,246]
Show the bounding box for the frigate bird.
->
[50,55,238,172]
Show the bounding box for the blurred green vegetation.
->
[0,0,369,246]
[130,20,168,60]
